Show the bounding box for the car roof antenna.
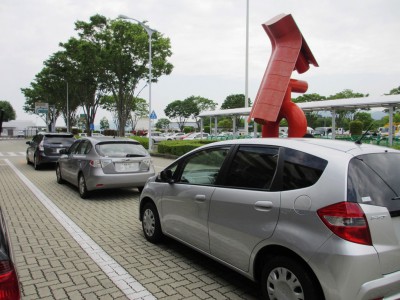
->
[355,123,374,145]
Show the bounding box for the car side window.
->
[68,141,81,154]
[178,147,229,185]
[282,148,328,191]
[76,140,91,155]
[225,146,279,190]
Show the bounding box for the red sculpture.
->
[248,14,318,137]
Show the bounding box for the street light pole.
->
[244,0,249,135]
[118,14,155,151]
[66,80,69,132]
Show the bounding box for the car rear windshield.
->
[95,142,148,157]
[44,136,75,144]
[347,153,400,216]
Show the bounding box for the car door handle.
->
[195,195,206,202]
[254,201,274,211]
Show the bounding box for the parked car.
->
[26,132,75,170]
[56,137,155,198]
[178,132,193,140]
[139,138,400,300]
[16,130,24,138]
[166,132,185,140]
[0,206,21,299]
[182,132,209,140]
[147,132,168,144]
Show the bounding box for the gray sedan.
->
[56,137,155,198]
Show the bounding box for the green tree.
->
[127,98,148,132]
[294,93,326,128]
[327,89,369,129]
[21,69,63,131]
[0,100,16,121]
[385,86,400,95]
[220,94,251,131]
[218,119,232,131]
[100,116,110,131]
[184,96,217,129]
[156,118,170,131]
[88,15,173,136]
[221,94,252,109]
[354,112,374,130]
[165,99,196,131]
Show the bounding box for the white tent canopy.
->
[199,95,400,145]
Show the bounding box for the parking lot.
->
[0,139,260,300]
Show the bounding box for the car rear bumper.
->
[38,152,61,164]
[357,270,400,300]
[85,168,155,191]
[309,235,400,300]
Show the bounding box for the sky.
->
[1,0,400,127]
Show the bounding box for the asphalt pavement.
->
[0,139,261,300]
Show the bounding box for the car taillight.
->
[38,140,44,151]
[0,260,20,300]
[317,202,372,246]
[140,158,152,171]
[89,159,112,168]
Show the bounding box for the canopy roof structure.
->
[199,94,400,145]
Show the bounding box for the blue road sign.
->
[149,111,157,120]
[90,123,94,130]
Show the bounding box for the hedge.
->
[157,140,215,156]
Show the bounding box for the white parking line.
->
[5,159,155,300]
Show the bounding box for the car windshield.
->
[95,142,148,157]
[347,153,400,216]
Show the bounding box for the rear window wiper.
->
[391,196,400,200]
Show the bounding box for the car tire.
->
[141,202,163,243]
[261,256,323,300]
[33,155,40,170]
[26,154,30,165]
[78,174,89,199]
[56,165,64,184]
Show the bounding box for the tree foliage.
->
[185,96,217,129]
[0,100,16,121]
[164,100,193,131]
[221,94,251,109]
[100,117,110,131]
[22,14,173,136]
[156,118,171,130]
[385,86,400,95]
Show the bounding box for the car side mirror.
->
[160,169,174,184]
[26,141,31,145]
[59,149,67,154]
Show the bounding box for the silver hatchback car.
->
[139,138,400,300]
[56,137,155,198]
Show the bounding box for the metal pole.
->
[148,31,153,151]
[244,0,249,134]
[66,81,69,132]
[118,15,155,152]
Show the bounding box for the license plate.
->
[115,162,139,172]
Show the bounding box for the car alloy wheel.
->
[56,165,64,184]
[34,155,40,170]
[142,203,162,243]
[78,174,89,199]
